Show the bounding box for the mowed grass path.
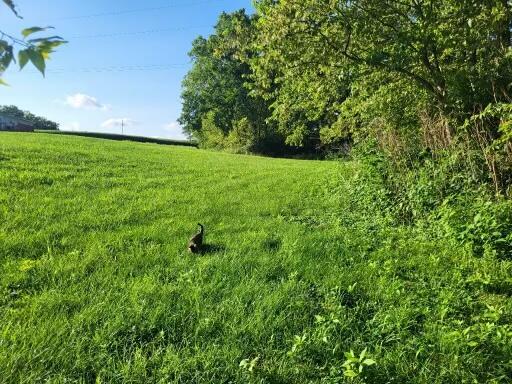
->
[0,133,341,383]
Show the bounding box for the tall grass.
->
[1,133,511,383]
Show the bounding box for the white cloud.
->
[61,121,81,131]
[65,93,109,110]
[101,118,138,129]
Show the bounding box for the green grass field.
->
[1,133,511,383]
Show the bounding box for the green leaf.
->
[21,26,54,38]
[0,77,9,86]
[0,40,9,53]
[239,358,249,368]
[26,48,46,76]
[36,40,68,58]
[363,358,376,366]
[28,36,65,44]
[2,0,21,18]
[18,50,29,70]
[343,369,358,378]
[0,45,14,68]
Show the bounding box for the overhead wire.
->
[54,0,231,21]
[69,25,210,40]
[7,63,190,75]
[6,1,227,76]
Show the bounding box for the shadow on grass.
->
[484,281,512,296]
[262,237,282,252]
[198,243,226,255]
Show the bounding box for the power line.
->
[0,30,30,48]
[47,64,189,73]
[54,0,230,21]
[69,25,210,40]
[48,63,188,73]
[8,63,190,75]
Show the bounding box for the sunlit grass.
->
[1,133,510,383]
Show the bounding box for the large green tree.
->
[179,10,280,153]
[0,105,59,130]
[252,0,512,143]
[181,1,512,156]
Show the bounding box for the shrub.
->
[199,111,226,150]
[226,117,256,154]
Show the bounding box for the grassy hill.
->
[1,133,511,383]
[36,130,197,147]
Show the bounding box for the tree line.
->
[0,105,59,130]
[180,0,512,192]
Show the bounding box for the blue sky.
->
[0,0,254,139]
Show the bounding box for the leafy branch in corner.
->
[0,0,67,84]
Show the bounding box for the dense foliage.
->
[177,4,512,380]
[179,11,285,154]
[0,105,59,130]
[181,2,511,165]
[181,1,512,222]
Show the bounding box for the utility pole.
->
[121,119,124,135]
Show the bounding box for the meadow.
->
[1,133,511,383]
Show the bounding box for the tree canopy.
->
[179,10,284,153]
[0,105,59,130]
[181,1,511,162]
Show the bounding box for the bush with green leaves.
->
[198,111,226,150]
[226,117,256,154]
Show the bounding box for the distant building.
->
[0,112,34,132]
